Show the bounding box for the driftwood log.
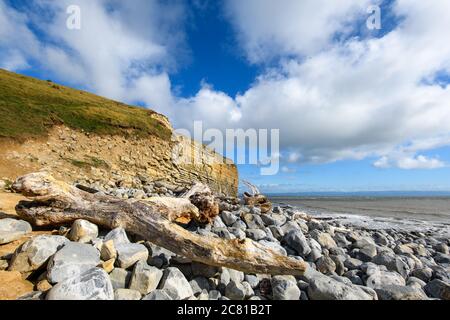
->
[242,180,272,213]
[12,172,307,276]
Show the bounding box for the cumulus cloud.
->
[0,0,186,111]
[2,0,450,172]
[224,0,373,63]
[212,0,450,168]
[374,155,445,170]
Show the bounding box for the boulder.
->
[9,235,68,272]
[142,289,173,300]
[189,277,210,295]
[129,260,163,295]
[115,243,148,269]
[158,267,193,300]
[434,243,449,255]
[68,219,98,243]
[109,268,131,289]
[47,242,100,283]
[220,211,237,226]
[344,258,363,270]
[242,214,265,230]
[283,230,311,257]
[316,255,336,275]
[104,227,130,246]
[100,240,117,261]
[365,271,406,289]
[225,280,246,300]
[246,229,267,241]
[411,267,433,283]
[310,230,337,250]
[0,218,32,245]
[261,213,287,227]
[307,272,375,300]
[271,275,301,300]
[372,252,411,278]
[424,279,450,300]
[114,289,142,300]
[46,268,114,300]
[375,285,428,300]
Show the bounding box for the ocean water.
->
[269,196,450,237]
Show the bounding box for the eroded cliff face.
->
[0,126,238,196]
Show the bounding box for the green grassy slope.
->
[0,69,171,141]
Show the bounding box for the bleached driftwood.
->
[12,172,307,276]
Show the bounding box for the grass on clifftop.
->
[0,69,172,141]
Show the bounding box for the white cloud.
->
[2,0,450,172]
[374,155,446,170]
[0,0,186,110]
[212,0,450,169]
[225,0,373,63]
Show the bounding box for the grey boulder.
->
[47,242,100,283]
[375,285,428,300]
[114,289,142,300]
[0,218,32,244]
[115,243,149,269]
[305,270,375,300]
[104,227,130,246]
[158,267,193,300]
[283,230,311,257]
[424,279,450,300]
[47,268,114,300]
[129,260,163,295]
[8,235,68,272]
[365,271,406,289]
[271,275,301,300]
[142,289,173,300]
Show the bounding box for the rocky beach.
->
[1,175,449,301]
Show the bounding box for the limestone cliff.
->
[0,69,238,196]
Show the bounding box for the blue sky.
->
[1,0,450,193]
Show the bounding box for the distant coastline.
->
[266,191,450,198]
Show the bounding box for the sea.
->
[268,193,450,238]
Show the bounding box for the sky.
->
[1,0,450,193]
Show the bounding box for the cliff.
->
[0,69,238,196]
